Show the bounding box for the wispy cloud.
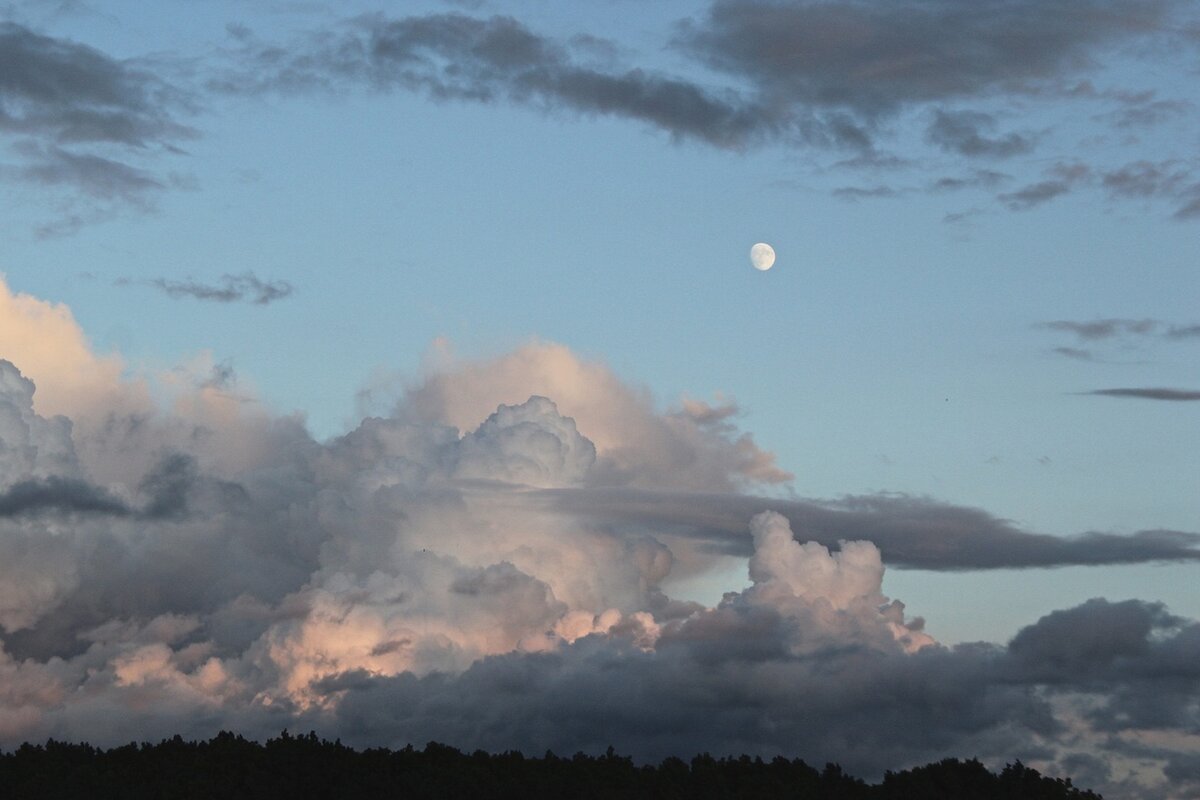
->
[1083,387,1200,401]
[1041,318,1161,340]
[1038,318,1200,359]
[212,14,779,150]
[210,0,1194,167]
[926,110,1037,158]
[122,272,295,305]
[0,21,194,230]
[999,162,1090,210]
[1051,346,1095,361]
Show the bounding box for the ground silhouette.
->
[1,731,1102,798]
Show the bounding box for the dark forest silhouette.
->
[1,731,1102,799]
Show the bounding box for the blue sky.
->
[1,1,1199,794]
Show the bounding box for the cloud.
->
[0,21,194,228]
[678,0,1172,115]
[832,185,899,201]
[1097,160,1200,218]
[130,273,294,305]
[12,142,163,204]
[398,340,792,491]
[2,285,1199,797]
[926,110,1036,159]
[931,170,1009,192]
[1039,316,1200,362]
[211,0,1192,164]
[0,22,191,147]
[213,13,778,150]
[1166,324,1200,340]
[998,162,1090,209]
[1040,318,1160,340]
[1082,388,1200,401]
[0,476,130,518]
[536,487,1200,570]
[320,595,1199,797]
[1050,346,1095,361]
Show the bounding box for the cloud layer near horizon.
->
[1,277,1198,797]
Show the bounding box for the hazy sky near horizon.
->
[1,1,1199,796]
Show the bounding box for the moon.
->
[750,242,776,271]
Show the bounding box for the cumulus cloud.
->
[398,340,792,491]
[1,284,1199,797]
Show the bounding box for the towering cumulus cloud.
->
[0,277,1197,798]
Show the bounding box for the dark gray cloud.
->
[1175,195,1200,219]
[1004,598,1179,682]
[135,272,294,305]
[0,21,190,146]
[1166,324,1200,339]
[998,162,1090,209]
[317,596,1199,796]
[320,635,1034,775]
[214,13,779,150]
[1097,160,1200,218]
[1101,160,1189,198]
[0,21,193,220]
[213,0,1190,161]
[0,476,129,517]
[1000,158,1200,217]
[999,179,1074,209]
[676,0,1173,117]
[1107,96,1190,128]
[13,142,163,203]
[1083,387,1200,401]
[1067,81,1193,127]
[926,110,1036,159]
[534,488,1200,570]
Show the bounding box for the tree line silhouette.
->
[1,730,1102,799]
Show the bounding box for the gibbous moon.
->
[750,242,776,271]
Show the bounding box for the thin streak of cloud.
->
[1040,318,1159,340]
[126,272,295,305]
[1082,388,1200,401]
[534,487,1200,570]
[1051,347,1095,361]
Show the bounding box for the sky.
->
[0,0,1198,796]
